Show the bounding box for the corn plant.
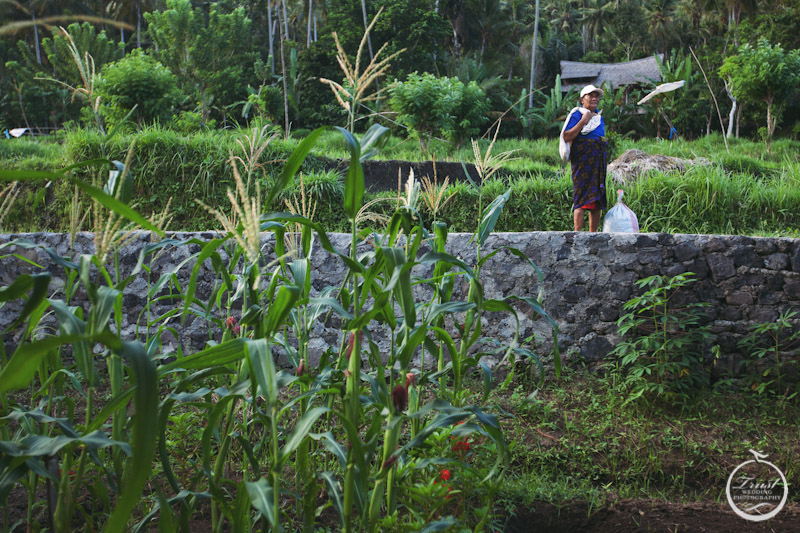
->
[319,8,405,132]
[0,121,561,531]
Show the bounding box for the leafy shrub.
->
[41,22,124,90]
[738,309,800,397]
[247,85,285,126]
[611,273,711,401]
[172,110,216,133]
[450,79,491,145]
[96,50,182,127]
[389,73,488,151]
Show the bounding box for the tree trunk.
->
[17,88,32,131]
[136,0,141,48]
[282,0,289,43]
[361,0,374,62]
[307,0,312,48]
[580,25,587,56]
[201,85,208,125]
[31,1,42,64]
[735,105,741,138]
[726,94,736,139]
[279,9,290,137]
[268,1,275,75]
[528,0,539,109]
[765,96,775,153]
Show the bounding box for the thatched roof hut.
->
[560,55,663,93]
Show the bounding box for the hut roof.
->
[560,55,663,91]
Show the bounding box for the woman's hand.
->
[563,111,597,143]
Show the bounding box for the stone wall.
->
[2,232,799,372]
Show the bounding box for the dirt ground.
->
[505,499,800,532]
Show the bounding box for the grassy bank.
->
[495,369,800,516]
[2,128,799,236]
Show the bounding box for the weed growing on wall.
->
[739,309,800,398]
[611,273,711,402]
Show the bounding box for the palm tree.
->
[109,0,156,47]
[674,0,704,46]
[644,0,677,55]
[543,0,580,35]
[579,0,615,50]
[468,0,512,64]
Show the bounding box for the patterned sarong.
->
[570,137,608,211]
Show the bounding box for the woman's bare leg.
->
[589,208,602,232]
[573,208,585,231]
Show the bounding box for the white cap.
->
[580,85,604,98]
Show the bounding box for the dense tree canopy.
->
[1,0,798,140]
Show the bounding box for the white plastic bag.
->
[603,190,639,233]
[558,134,570,162]
[558,107,578,162]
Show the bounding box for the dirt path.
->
[505,499,800,532]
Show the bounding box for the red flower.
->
[232,325,241,336]
[297,359,305,376]
[440,469,451,481]
[452,438,471,453]
[405,372,416,388]
[225,316,238,330]
[391,384,408,412]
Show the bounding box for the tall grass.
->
[622,165,800,235]
[2,130,799,236]
[0,137,67,169]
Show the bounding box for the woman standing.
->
[562,85,607,231]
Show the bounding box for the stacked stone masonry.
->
[2,232,799,373]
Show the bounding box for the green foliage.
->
[526,75,580,137]
[451,77,491,145]
[246,84,285,126]
[0,123,563,531]
[40,23,124,90]
[171,110,215,134]
[738,309,800,398]
[719,38,800,149]
[371,0,451,78]
[611,273,711,401]
[499,371,800,513]
[388,72,488,151]
[145,0,256,125]
[645,50,707,139]
[5,133,800,236]
[95,50,181,127]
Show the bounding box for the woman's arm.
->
[563,110,597,142]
